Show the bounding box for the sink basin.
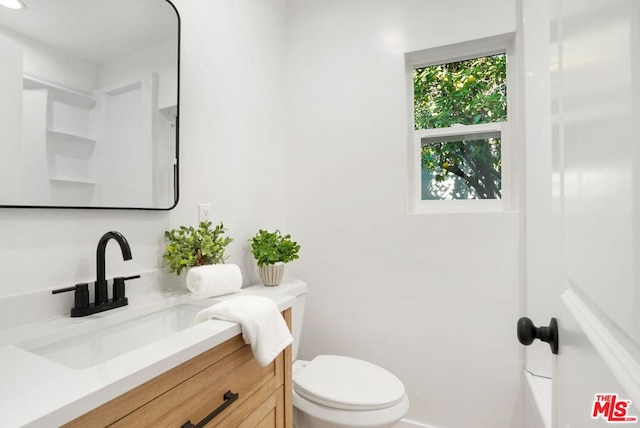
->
[16,300,207,370]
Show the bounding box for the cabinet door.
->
[236,386,285,428]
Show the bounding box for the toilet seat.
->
[293,355,405,411]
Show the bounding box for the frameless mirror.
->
[0,0,179,209]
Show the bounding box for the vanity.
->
[66,312,292,428]
[0,291,294,427]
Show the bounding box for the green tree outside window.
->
[414,54,507,200]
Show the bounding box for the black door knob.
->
[517,317,559,354]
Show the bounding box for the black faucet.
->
[95,231,132,305]
[52,231,140,317]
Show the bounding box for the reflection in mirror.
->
[0,0,179,209]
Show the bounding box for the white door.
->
[523,0,640,426]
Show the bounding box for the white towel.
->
[186,264,242,299]
[194,295,293,367]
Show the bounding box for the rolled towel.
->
[186,263,242,299]
[194,295,293,367]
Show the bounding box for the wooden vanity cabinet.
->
[64,309,292,428]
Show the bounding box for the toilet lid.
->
[293,355,405,411]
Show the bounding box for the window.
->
[406,35,513,212]
[420,127,502,200]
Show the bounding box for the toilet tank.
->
[244,278,308,361]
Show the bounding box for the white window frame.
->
[406,34,515,214]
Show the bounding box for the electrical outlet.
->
[198,204,212,222]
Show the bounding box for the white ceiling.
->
[0,0,178,64]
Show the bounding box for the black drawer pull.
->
[181,390,239,428]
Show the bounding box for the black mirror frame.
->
[0,0,180,211]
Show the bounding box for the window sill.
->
[409,199,515,214]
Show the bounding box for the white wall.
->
[0,0,288,301]
[170,0,288,283]
[284,1,521,427]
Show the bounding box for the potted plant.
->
[250,229,300,286]
[163,221,233,275]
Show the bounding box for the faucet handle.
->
[113,275,141,301]
[52,283,89,313]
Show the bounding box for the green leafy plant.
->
[163,221,233,275]
[250,229,300,267]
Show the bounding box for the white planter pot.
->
[258,262,284,286]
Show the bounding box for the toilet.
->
[244,279,410,428]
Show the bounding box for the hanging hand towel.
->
[186,263,242,299]
[194,295,293,367]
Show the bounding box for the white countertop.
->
[0,285,296,428]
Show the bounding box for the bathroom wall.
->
[284,1,521,427]
[170,0,289,282]
[0,0,288,297]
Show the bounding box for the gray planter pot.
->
[258,262,284,286]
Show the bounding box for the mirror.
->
[0,0,179,209]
